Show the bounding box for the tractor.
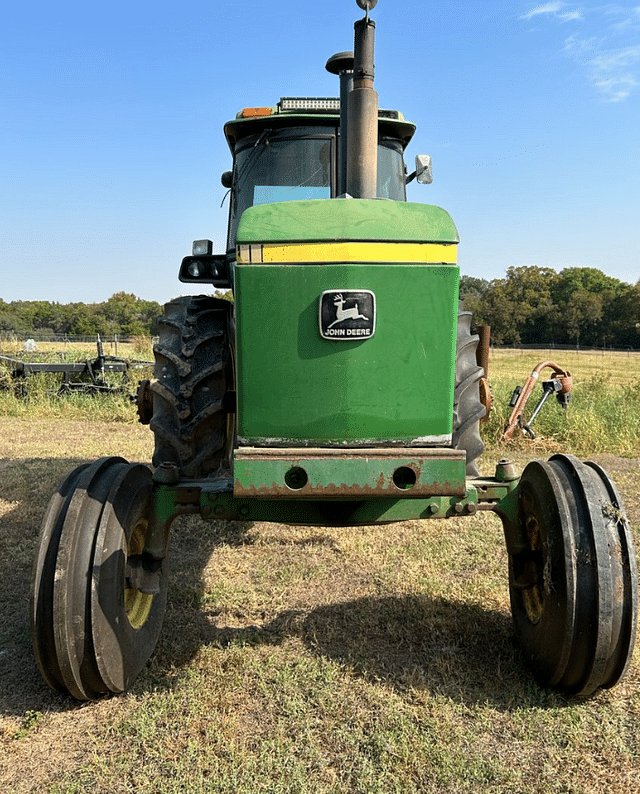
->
[31,0,637,701]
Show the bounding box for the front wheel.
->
[509,454,638,697]
[31,457,168,700]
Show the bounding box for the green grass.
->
[3,345,639,453]
[483,373,640,455]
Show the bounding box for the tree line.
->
[461,266,640,349]
[0,292,164,339]
[2,267,639,349]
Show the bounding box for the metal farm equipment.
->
[32,0,637,701]
[503,361,573,441]
[0,338,141,396]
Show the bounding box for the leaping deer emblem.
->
[327,293,369,328]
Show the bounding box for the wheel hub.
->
[518,508,545,625]
[125,520,155,629]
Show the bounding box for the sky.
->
[1,0,639,305]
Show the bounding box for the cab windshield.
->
[227,126,408,249]
[229,129,333,247]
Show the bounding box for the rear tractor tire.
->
[453,304,485,476]
[31,457,168,700]
[150,295,235,479]
[509,454,638,698]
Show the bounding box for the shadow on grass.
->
[154,587,558,712]
[145,513,562,711]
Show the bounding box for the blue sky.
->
[1,0,639,304]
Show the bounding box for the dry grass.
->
[0,338,153,360]
[488,348,640,387]
[0,349,638,792]
[1,414,639,793]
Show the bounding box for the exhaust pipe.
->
[346,7,378,199]
[327,2,379,199]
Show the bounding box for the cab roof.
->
[223,97,416,151]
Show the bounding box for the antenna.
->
[356,0,378,16]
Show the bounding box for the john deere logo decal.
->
[319,290,376,340]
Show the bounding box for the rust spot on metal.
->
[232,479,466,498]
[475,324,491,376]
[232,447,466,499]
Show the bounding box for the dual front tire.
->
[509,454,638,698]
[31,457,167,700]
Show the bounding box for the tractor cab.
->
[179,97,432,290]
[222,98,415,249]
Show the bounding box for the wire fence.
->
[493,343,639,355]
[0,332,140,344]
[0,333,159,360]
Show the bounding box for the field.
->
[484,348,640,456]
[0,348,639,793]
[489,347,640,385]
[0,338,153,423]
[0,337,152,359]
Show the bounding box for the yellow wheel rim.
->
[124,518,154,629]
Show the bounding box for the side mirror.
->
[415,154,433,184]
[221,170,233,189]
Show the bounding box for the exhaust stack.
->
[346,3,378,199]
